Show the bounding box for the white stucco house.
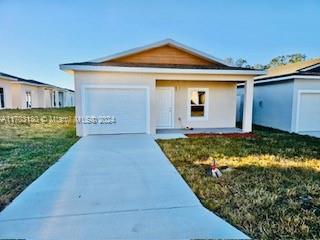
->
[238,59,320,138]
[61,39,264,137]
[0,72,75,109]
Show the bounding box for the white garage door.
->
[83,87,148,135]
[298,92,320,131]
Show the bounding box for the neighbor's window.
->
[58,92,63,107]
[53,91,56,107]
[0,88,4,108]
[26,91,32,108]
[188,88,209,119]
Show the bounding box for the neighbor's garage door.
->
[84,87,148,135]
[297,92,320,131]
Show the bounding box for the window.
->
[26,91,32,108]
[53,91,56,107]
[188,88,209,120]
[0,88,4,108]
[58,92,63,107]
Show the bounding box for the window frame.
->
[187,88,209,121]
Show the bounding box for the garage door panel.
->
[298,93,320,131]
[84,88,147,135]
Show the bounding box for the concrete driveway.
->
[0,134,248,239]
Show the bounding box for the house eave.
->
[237,74,320,87]
[0,76,18,82]
[60,64,265,76]
[10,81,49,87]
[10,81,61,88]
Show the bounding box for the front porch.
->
[155,79,253,134]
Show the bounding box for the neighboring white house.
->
[237,59,320,138]
[53,87,75,108]
[60,39,264,136]
[0,72,75,109]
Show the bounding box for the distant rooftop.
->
[256,58,320,81]
[0,71,73,91]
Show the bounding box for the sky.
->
[0,0,319,90]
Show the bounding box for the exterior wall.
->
[291,78,320,132]
[156,80,237,129]
[11,84,42,109]
[74,71,247,136]
[67,91,75,107]
[240,80,294,132]
[11,84,21,109]
[62,90,75,107]
[18,84,41,109]
[0,78,13,109]
[254,81,294,132]
[43,89,53,108]
[37,87,46,108]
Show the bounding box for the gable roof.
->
[0,72,19,81]
[61,39,265,75]
[0,71,69,89]
[255,58,320,82]
[90,39,231,66]
[0,72,50,86]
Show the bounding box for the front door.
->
[156,87,174,128]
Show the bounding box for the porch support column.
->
[242,79,254,132]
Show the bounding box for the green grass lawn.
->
[157,127,320,239]
[0,108,78,211]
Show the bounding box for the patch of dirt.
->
[185,132,256,139]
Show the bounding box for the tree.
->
[288,53,306,64]
[253,64,267,70]
[224,57,235,66]
[268,54,306,68]
[235,58,248,68]
[224,53,307,70]
[224,57,250,67]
